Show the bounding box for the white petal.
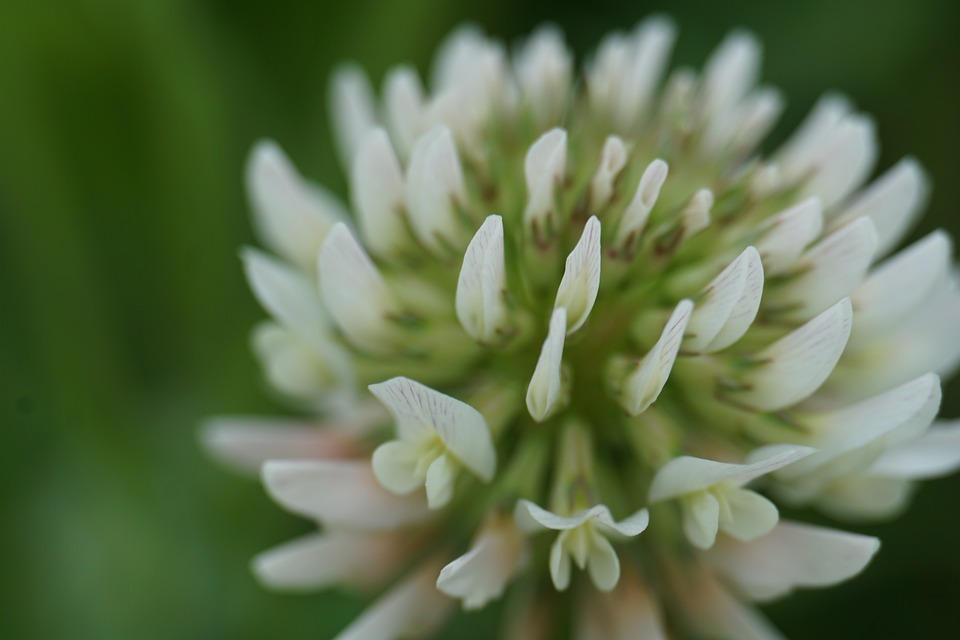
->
[514,25,573,124]
[246,141,347,269]
[772,217,877,320]
[555,216,602,333]
[870,421,960,479]
[252,323,342,401]
[587,531,620,591]
[425,453,457,508]
[801,115,877,209]
[609,17,676,129]
[650,445,815,502]
[720,488,779,541]
[243,249,329,347]
[350,128,410,257]
[755,197,824,276]
[261,460,431,530]
[526,308,568,422]
[816,474,913,521]
[730,88,784,154]
[383,65,425,160]
[549,533,572,590]
[683,491,721,550]
[589,136,629,210]
[456,215,509,344]
[329,64,378,170]
[737,298,852,411]
[318,223,400,353]
[436,516,526,610]
[253,532,404,591]
[368,377,496,481]
[371,439,424,495]
[334,561,453,640]
[576,571,668,640]
[404,125,467,254]
[620,300,692,416]
[685,247,763,353]
[851,231,951,343]
[776,94,852,182]
[833,157,929,257]
[200,417,358,475]
[523,128,568,234]
[515,501,648,537]
[709,521,880,602]
[615,159,668,251]
[699,32,761,153]
[686,573,786,640]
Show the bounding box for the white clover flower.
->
[204,17,960,638]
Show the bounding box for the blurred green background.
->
[1,0,958,638]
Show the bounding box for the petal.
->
[614,158,668,251]
[456,215,509,344]
[261,460,431,530]
[800,114,877,209]
[523,128,567,233]
[246,141,347,269]
[587,531,621,592]
[555,216,602,333]
[329,64,378,170]
[755,197,824,276]
[870,421,960,479]
[383,65,425,160]
[514,25,573,125]
[549,533,572,590]
[682,490,721,550]
[683,571,786,640]
[709,520,880,602]
[620,300,692,416]
[771,217,877,320]
[425,453,457,509]
[588,136,629,210]
[200,417,359,475]
[816,474,913,521]
[576,570,668,640]
[334,561,453,640]
[720,488,779,542]
[650,445,815,502]
[832,157,929,257]
[777,94,852,181]
[526,308,568,422]
[404,125,468,254]
[699,32,761,153]
[318,223,401,353]
[850,230,951,343]
[252,532,404,592]
[242,249,330,347]
[685,247,763,353]
[737,298,852,411]
[350,128,410,257]
[371,440,424,495]
[368,377,496,481]
[251,323,342,401]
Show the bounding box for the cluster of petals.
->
[203,15,960,639]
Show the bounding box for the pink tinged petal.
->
[436,516,527,610]
[368,377,496,482]
[683,491,721,550]
[200,417,360,475]
[514,25,573,124]
[649,445,815,502]
[383,65,425,160]
[737,298,852,411]
[523,128,568,233]
[614,159,668,251]
[851,230,951,344]
[772,217,877,320]
[404,125,468,254]
[555,216,603,333]
[684,571,786,640]
[589,135,628,210]
[261,460,431,530]
[334,561,454,640]
[620,300,693,416]
[755,197,824,276]
[685,247,764,353]
[870,421,960,480]
[252,531,406,592]
[800,114,877,209]
[709,520,880,602]
[576,570,668,640]
[318,223,401,353]
[350,128,410,258]
[242,249,330,346]
[456,215,509,344]
[329,64,378,170]
[720,488,779,541]
[526,308,568,422]
[832,157,929,257]
[246,141,348,270]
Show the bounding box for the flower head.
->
[205,17,960,638]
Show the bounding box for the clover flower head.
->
[204,16,960,638]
